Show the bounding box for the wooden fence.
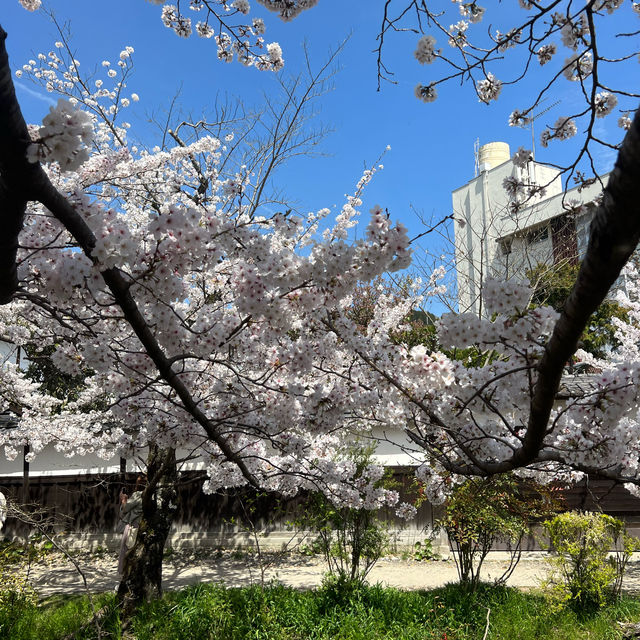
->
[1,472,638,550]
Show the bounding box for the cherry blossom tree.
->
[0,26,414,613]
[6,0,640,614]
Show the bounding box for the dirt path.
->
[14,550,640,597]
[13,550,639,597]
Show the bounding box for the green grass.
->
[2,581,640,639]
[0,592,117,640]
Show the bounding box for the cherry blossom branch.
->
[0,28,260,487]
[438,107,640,478]
[513,107,640,468]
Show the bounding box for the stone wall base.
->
[4,527,450,556]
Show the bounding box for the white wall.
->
[453,150,607,315]
[0,425,422,480]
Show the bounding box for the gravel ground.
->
[10,550,640,597]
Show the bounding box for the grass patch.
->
[2,582,640,639]
[0,592,118,640]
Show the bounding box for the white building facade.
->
[453,141,607,315]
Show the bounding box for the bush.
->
[0,572,38,637]
[302,491,390,586]
[299,446,393,586]
[438,474,560,589]
[543,511,640,612]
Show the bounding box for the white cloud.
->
[14,80,57,106]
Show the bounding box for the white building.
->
[452,141,607,315]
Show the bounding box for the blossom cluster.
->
[414,35,438,64]
[414,83,437,103]
[255,0,318,22]
[557,13,590,51]
[476,73,502,104]
[148,0,286,70]
[540,116,578,148]
[18,0,41,10]
[448,20,469,48]
[512,146,532,169]
[536,43,556,65]
[594,91,617,118]
[562,52,593,82]
[26,98,94,172]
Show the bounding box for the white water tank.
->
[478,141,510,171]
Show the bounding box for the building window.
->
[526,226,549,245]
[499,239,512,255]
[551,215,578,265]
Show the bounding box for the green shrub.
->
[298,446,393,586]
[438,474,560,589]
[0,535,41,638]
[543,511,640,612]
[302,491,390,586]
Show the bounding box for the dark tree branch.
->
[0,26,259,488]
[515,105,640,468]
[447,106,640,477]
[0,27,38,303]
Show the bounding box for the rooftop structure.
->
[452,141,607,315]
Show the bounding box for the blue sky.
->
[3,1,635,309]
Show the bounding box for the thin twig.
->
[482,606,491,640]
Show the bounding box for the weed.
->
[413,537,440,561]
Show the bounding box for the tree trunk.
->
[117,445,177,621]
